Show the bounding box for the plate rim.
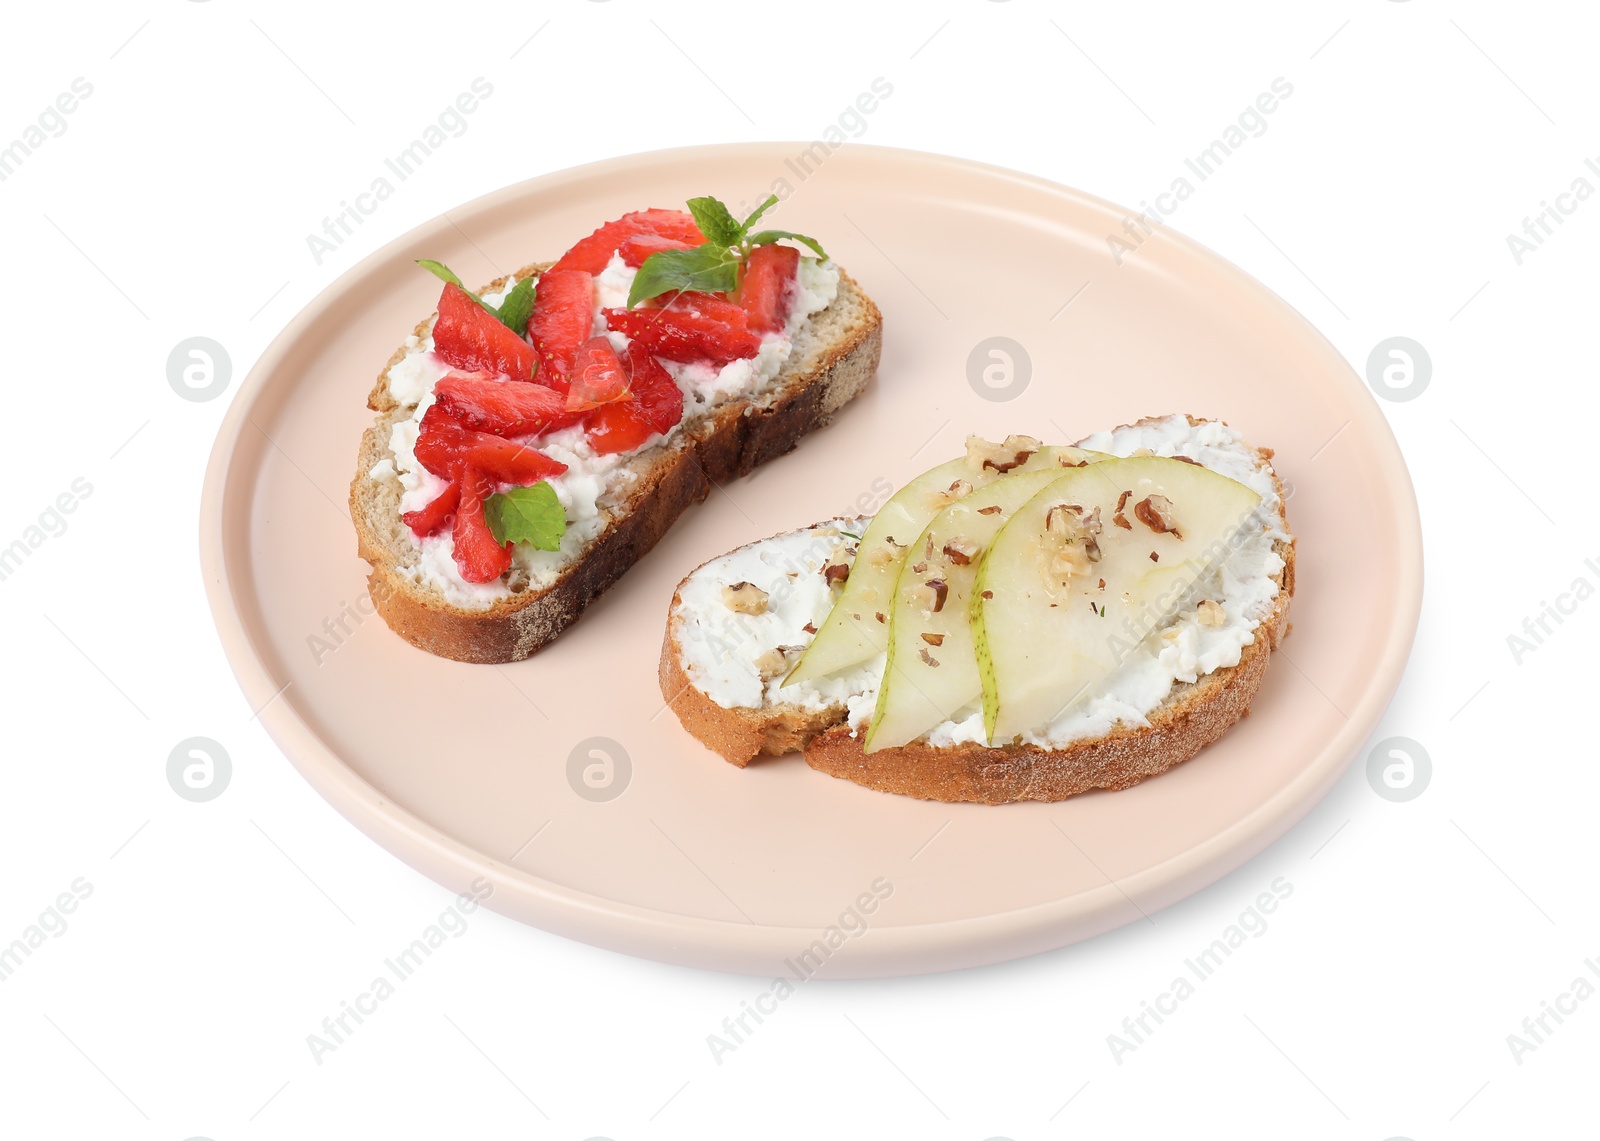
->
[199,141,1423,977]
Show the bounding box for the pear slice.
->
[784,441,1107,687]
[973,456,1262,745]
[863,467,1070,753]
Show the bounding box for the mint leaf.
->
[627,245,739,308]
[417,259,468,290]
[686,196,742,247]
[625,193,828,307]
[495,276,537,334]
[746,229,829,260]
[740,194,779,232]
[416,259,535,332]
[483,483,565,551]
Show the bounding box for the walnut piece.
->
[926,479,974,510]
[942,535,981,566]
[914,578,949,613]
[1042,502,1103,582]
[1197,599,1226,627]
[722,581,769,615]
[753,648,788,679]
[921,632,945,646]
[964,434,1041,475]
[1134,494,1181,538]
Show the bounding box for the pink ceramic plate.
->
[200,144,1420,977]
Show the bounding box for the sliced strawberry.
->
[528,270,595,389]
[564,336,632,412]
[452,466,512,584]
[462,435,567,485]
[738,243,800,334]
[654,289,752,327]
[414,402,475,479]
[432,283,538,381]
[434,372,577,437]
[549,209,706,275]
[586,342,685,455]
[618,232,695,268]
[401,479,460,537]
[624,340,684,433]
[584,402,655,456]
[602,302,761,364]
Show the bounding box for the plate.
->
[200,144,1421,977]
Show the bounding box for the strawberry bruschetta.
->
[351,196,882,662]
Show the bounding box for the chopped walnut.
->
[1134,494,1181,538]
[914,578,949,613]
[754,648,788,679]
[1113,489,1133,530]
[965,434,1041,474]
[1042,502,1103,582]
[1044,503,1083,534]
[942,535,981,566]
[981,589,994,600]
[1197,599,1225,627]
[1051,548,1092,579]
[867,544,899,568]
[978,504,1003,516]
[875,611,886,624]
[823,562,850,586]
[926,479,974,510]
[921,632,945,646]
[802,622,818,635]
[722,581,769,615]
[1149,551,1160,562]
[918,647,940,667]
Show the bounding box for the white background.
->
[2,1,1595,1138]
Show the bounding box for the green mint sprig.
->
[626,194,827,309]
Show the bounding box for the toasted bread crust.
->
[658,426,1296,803]
[350,261,882,664]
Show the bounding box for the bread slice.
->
[658,417,1295,804]
[350,260,882,663]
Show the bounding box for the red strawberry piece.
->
[585,341,685,455]
[434,371,577,437]
[462,434,567,485]
[655,290,752,327]
[401,479,460,537]
[528,270,595,389]
[738,243,800,334]
[549,209,706,275]
[623,340,684,433]
[413,402,477,479]
[584,402,655,456]
[602,302,761,364]
[452,466,512,584]
[618,233,695,268]
[431,283,538,381]
[564,336,633,412]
